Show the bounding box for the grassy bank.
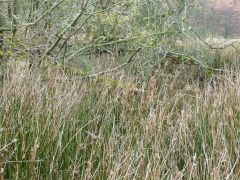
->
[0,54,240,179]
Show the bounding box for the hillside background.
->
[194,0,240,37]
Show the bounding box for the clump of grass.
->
[0,46,240,179]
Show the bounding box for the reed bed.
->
[0,57,239,179]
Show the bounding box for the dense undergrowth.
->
[0,42,240,179]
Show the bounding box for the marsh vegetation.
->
[0,0,239,179]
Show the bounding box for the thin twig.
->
[0,160,44,165]
[14,0,65,27]
[41,0,90,59]
[0,139,18,152]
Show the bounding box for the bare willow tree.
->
[0,0,198,76]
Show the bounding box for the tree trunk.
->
[0,13,4,85]
[12,0,18,38]
[0,14,4,62]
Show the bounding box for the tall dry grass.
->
[0,44,240,179]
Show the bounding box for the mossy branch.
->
[65,27,172,62]
[82,47,141,78]
[159,48,226,73]
[58,47,141,80]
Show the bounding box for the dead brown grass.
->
[0,58,240,179]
